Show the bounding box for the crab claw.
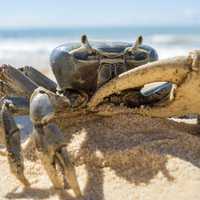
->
[1,102,30,187]
[30,87,82,197]
[0,64,38,97]
[89,51,200,117]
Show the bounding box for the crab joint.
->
[30,87,71,124]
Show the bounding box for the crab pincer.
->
[89,50,200,118]
[30,87,82,197]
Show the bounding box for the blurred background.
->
[0,0,200,78]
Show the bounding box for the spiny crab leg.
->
[1,101,30,187]
[30,87,82,197]
[89,50,200,118]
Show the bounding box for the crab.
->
[0,34,199,198]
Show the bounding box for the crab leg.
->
[55,148,81,194]
[19,66,57,93]
[89,51,200,117]
[0,96,30,148]
[1,101,30,186]
[0,64,38,97]
[30,87,82,197]
[0,80,17,97]
[33,124,64,189]
[34,124,82,197]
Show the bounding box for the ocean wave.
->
[154,46,190,59]
[148,34,200,46]
[0,39,60,52]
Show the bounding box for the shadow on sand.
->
[5,114,200,200]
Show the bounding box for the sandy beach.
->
[1,113,200,200]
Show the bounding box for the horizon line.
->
[0,24,199,30]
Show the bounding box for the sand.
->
[1,113,200,200]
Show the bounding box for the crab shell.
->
[50,42,158,95]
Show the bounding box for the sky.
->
[0,0,200,28]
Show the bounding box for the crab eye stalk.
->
[134,35,143,50]
[124,35,144,54]
[80,34,96,54]
[81,34,87,44]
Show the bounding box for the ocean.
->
[0,26,200,78]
